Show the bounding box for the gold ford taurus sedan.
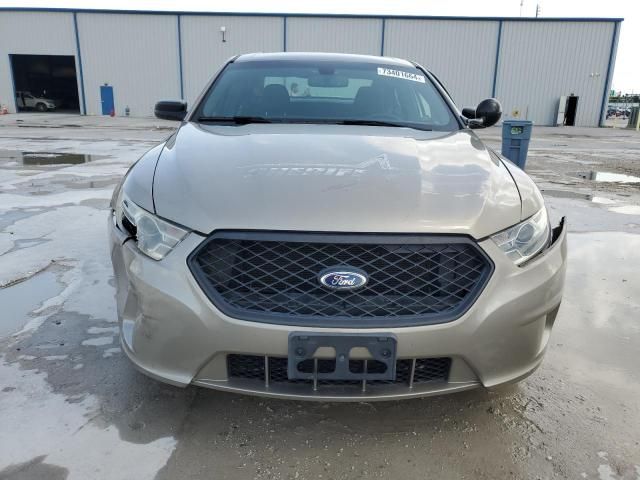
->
[109,52,567,401]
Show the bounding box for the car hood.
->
[153,123,522,239]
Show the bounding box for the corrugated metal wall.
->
[384,19,499,108]
[180,15,284,105]
[496,21,616,126]
[0,10,621,126]
[76,13,181,116]
[286,17,382,55]
[0,11,78,113]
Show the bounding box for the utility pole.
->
[520,0,524,16]
[535,3,541,17]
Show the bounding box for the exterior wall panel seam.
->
[600,21,620,126]
[178,14,184,99]
[492,20,502,98]
[380,18,386,56]
[73,12,87,115]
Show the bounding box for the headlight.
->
[114,192,189,260]
[491,208,551,265]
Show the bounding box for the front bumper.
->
[109,216,567,401]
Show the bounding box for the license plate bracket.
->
[288,332,397,381]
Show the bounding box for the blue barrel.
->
[501,120,533,170]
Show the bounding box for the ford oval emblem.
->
[318,267,368,291]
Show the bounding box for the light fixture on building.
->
[220,26,227,43]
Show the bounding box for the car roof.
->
[235,52,415,68]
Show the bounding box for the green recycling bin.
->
[501,120,533,170]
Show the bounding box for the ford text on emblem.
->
[318,267,368,291]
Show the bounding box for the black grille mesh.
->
[189,233,491,326]
[227,354,451,387]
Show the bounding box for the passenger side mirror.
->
[463,98,502,129]
[154,100,187,121]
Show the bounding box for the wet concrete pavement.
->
[0,114,639,479]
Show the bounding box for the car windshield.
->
[194,60,459,131]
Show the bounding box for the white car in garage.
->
[15,91,57,112]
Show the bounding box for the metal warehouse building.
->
[0,8,622,126]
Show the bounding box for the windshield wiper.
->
[335,119,432,131]
[196,115,273,124]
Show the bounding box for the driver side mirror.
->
[463,98,502,129]
[154,100,187,121]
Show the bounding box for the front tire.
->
[35,103,47,112]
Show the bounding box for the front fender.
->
[122,142,167,213]
[499,155,544,220]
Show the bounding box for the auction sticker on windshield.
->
[377,67,426,83]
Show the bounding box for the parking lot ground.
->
[0,114,639,480]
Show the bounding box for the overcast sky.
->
[1,0,637,93]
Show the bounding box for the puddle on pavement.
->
[542,189,618,205]
[62,178,120,189]
[542,189,593,200]
[570,170,640,183]
[0,210,45,230]
[560,232,640,383]
[15,176,121,196]
[0,271,61,337]
[609,205,640,215]
[0,150,106,166]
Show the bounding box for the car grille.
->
[188,232,492,327]
[227,354,451,389]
